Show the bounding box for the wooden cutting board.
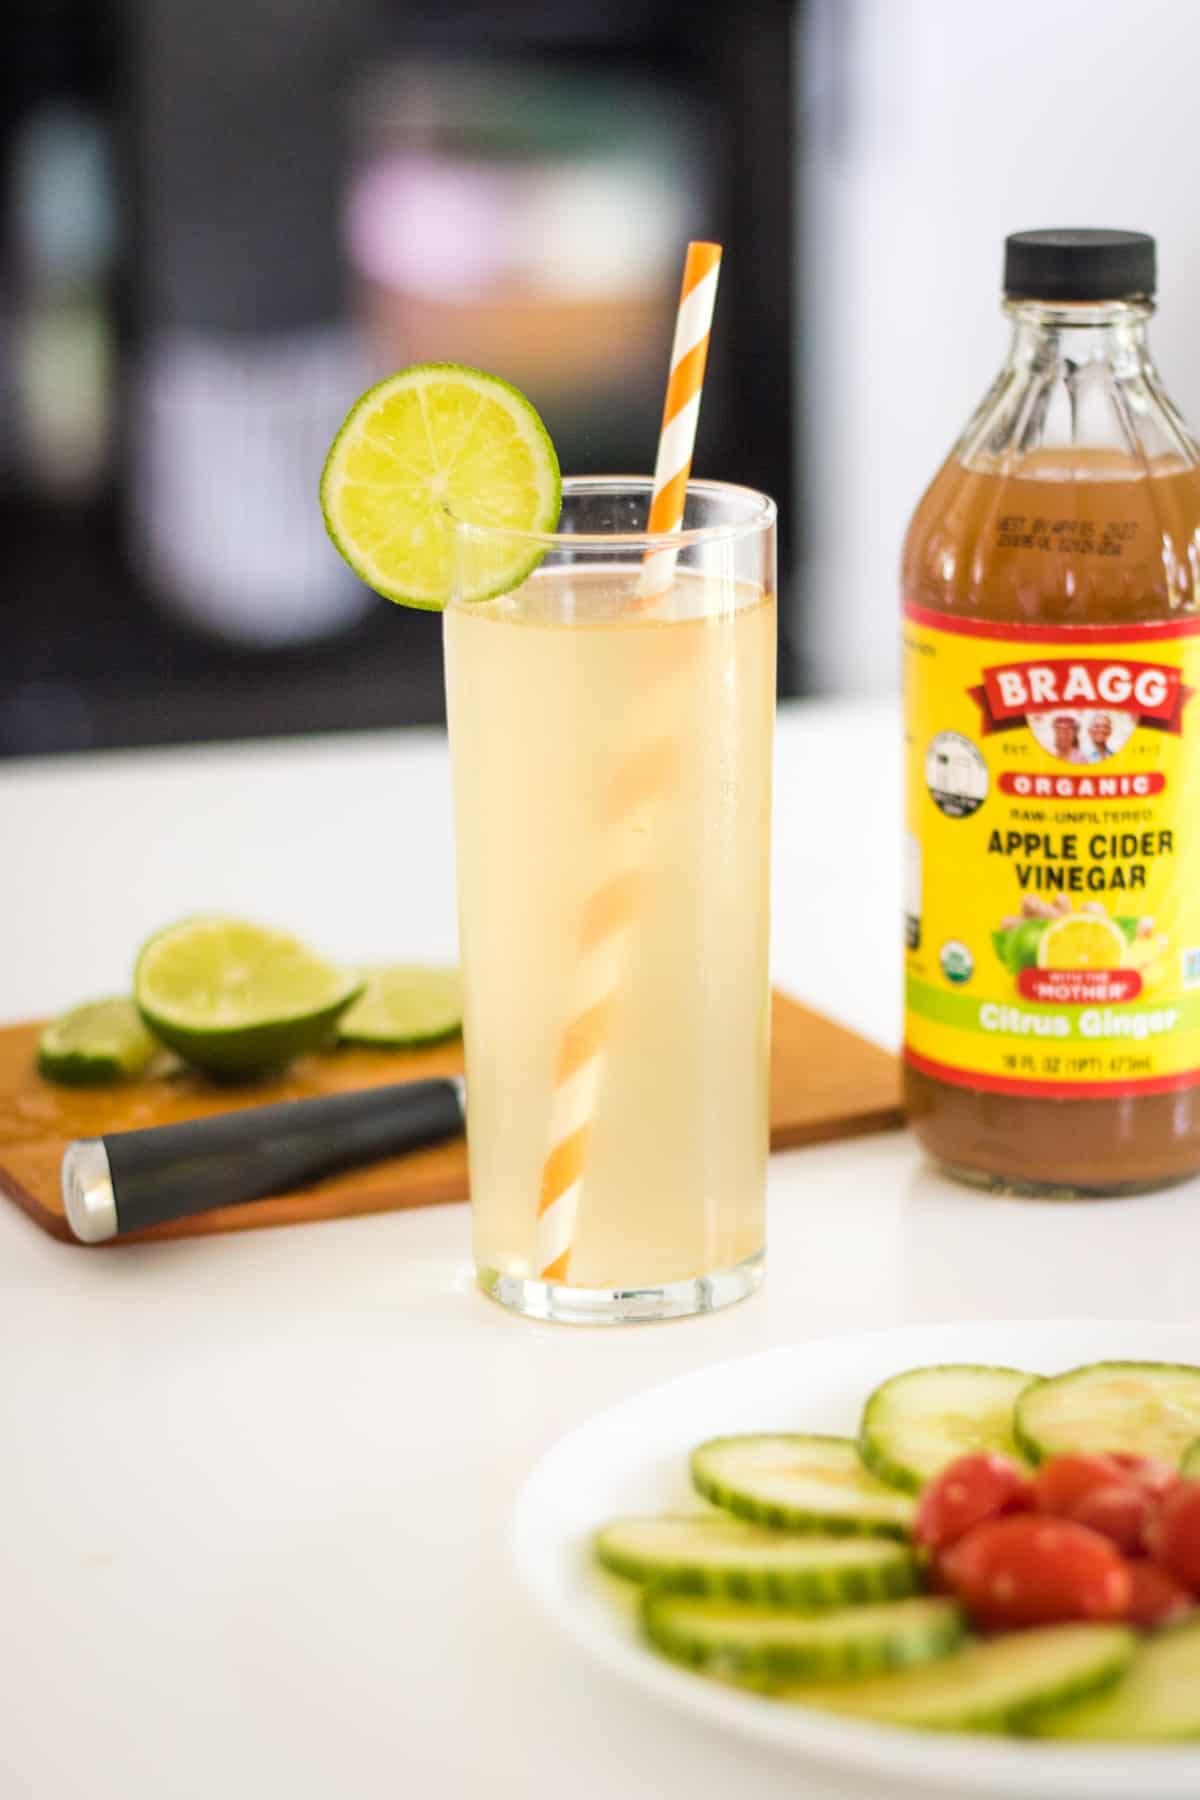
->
[0,991,901,1246]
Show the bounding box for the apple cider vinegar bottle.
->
[903,230,1200,1193]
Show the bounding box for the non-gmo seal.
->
[926,731,988,818]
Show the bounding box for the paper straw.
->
[535,242,722,1285]
[640,240,723,601]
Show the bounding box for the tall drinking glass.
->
[445,478,776,1323]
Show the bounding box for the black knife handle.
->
[61,1078,466,1242]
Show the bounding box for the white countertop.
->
[2,701,1198,1800]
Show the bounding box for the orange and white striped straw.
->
[640,240,724,601]
[535,241,722,1285]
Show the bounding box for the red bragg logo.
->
[969,658,1192,735]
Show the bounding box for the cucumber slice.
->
[691,1435,916,1539]
[594,1516,920,1606]
[1037,1617,1200,1742]
[1183,1439,1200,1479]
[860,1364,1039,1492]
[782,1623,1135,1733]
[643,1592,964,1683]
[1015,1361,1200,1466]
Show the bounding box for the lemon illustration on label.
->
[1036,912,1127,971]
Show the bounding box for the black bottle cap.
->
[1003,229,1156,302]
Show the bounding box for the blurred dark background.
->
[0,0,798,758]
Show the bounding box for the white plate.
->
[512,1318,1200,1799]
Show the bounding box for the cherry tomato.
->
[1148,1480,1200,1596]
[940,1515,1132,1631]
[1032,1452,1139,1518]
[1070,1482,1155,1556]
[1107,1452,1181,1500]
[1125,1559,1195,1630]
[914,1453,1034,1553]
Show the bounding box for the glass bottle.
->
[903,229,1200,1192]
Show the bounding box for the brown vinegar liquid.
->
[904,448,1200,1190]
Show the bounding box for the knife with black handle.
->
[61,1078,467,1243]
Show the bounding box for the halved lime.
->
[320,363,561,610]
[38,997,163,1086]
[134,917,363,1079]
[337,964,463,1048]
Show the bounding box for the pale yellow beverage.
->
[445,559,775,1313]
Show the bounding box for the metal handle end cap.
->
[61,1139,118,1244]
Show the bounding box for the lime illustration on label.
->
[904,606,1200,1098]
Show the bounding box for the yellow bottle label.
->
[903,603,1200,1097]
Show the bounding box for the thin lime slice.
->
[336,964,463,1048]
[37,997,162,1086]
[320,363,562,610]
[134,917,363,1079]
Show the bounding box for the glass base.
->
[477,1250,764,1325]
